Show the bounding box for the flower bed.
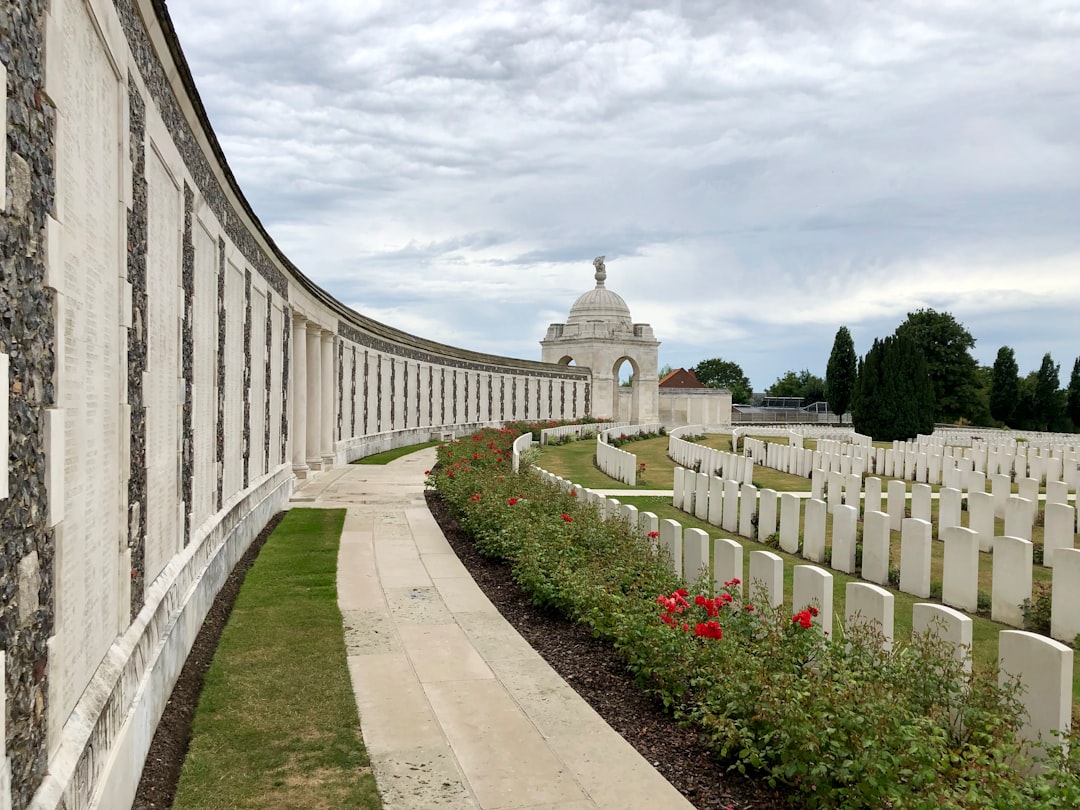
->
[429,428,1079,808]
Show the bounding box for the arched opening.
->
[612,356,639,423]
[558,356,576,366]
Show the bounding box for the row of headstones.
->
[534,465,1073,763]
[538,421,630,445]
[745,433,1080,490]
[929,426,1080,449]
[667,436,756,485]
[595,436,638,486]
[895,436,1080,486]
[671,466,1080,645]
[811,470,1080,556]
[743,437,861,478]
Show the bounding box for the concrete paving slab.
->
[424,679,588,809]
[399,624,495,683]
[432,576,494,614]
[386,585,454,625]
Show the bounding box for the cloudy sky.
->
[167,1,1080,392]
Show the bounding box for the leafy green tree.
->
[894,309,977,423]
[825,326,857,421]
[765,369,826,404]
[693,358,752,404]
[851,334,935,441]
[1067,357,1080,429]
[989,346,1020,425]
[1032,353,1063,431]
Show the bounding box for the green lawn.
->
[351,440,440,464]
[174,509,382,810]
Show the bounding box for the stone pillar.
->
[320,329,335,467]
[306,322,323,470]
[290,313,309,476]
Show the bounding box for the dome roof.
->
[566,257,633,326]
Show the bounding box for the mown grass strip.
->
[351,440,440,465]
[173,508,382,810]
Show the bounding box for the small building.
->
[658,368,707,389]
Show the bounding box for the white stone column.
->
[290,313,309,476]
[306,322,323,470]
[320,329,335,467]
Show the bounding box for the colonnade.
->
[291,314,338,477]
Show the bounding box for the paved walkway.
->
[290,449,693,810]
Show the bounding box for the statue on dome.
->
[592,255,606,286]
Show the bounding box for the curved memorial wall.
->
[0,2,590,808]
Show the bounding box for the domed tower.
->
[541,257,660,422]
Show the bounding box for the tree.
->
[1032,353,1063,431]
[765,369,826,404]
[825,326,857,421]
[693,358,752,404]
[851,334,935,441]
[1068,357,1080,429]
[894,309,977,423]
[989,346,1020,425]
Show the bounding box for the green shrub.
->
[1021,582,1053,635]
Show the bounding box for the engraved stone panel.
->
[250,287,267,478]
[192,221,217,526]
[143,148,182,584]
[269,303,284,465]
[52,0,125,744]
[223,262,245,497]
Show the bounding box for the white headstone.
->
[803,498,827,563]
[845,582,894,651]
[748,549,783,608]
[793,565,833,638]
[695,472,710,521]
[779,493,801,554]
[739,484,758,539]
[998,630,1073,763]
[1051,548,1080,644]
[757,488,778,543]
[660,519,683,578]
[968,491,995,553]
[899,518,932,598]
[683,527,710,584]
[722,479,740,533]
[887,480,907,532]
[864,476,882,515]
[912,603,972,672]
[1004,496,1033,541]
[911,483,932,523]
[942,526,980,613]
[707,475,724,527]
[713,537,743,598]
[861,510,891,586]
[831,504,858,573]
[938,487,962,539]
[672,467,685,510]
[992,536,1033,627]
[1043,502,1076,568]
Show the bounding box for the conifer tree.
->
[989,346,1019,425]
[825,326,857,422]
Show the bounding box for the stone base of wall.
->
[29,466,294,810]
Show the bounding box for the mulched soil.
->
[425,490,791,810]
[132,511,285,810]
[134,498,791,809]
